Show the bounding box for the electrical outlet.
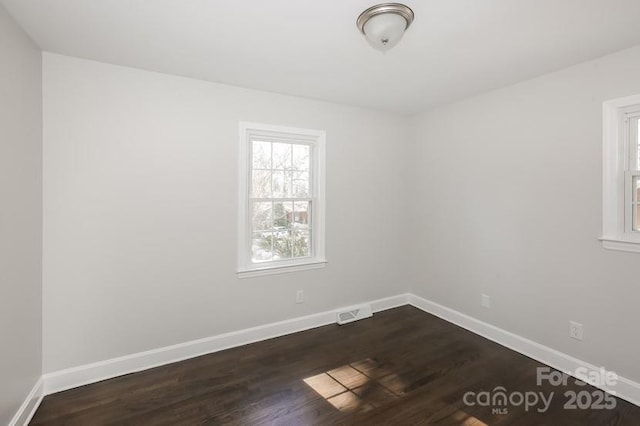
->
[569,321,583,341]
[296,290,304,304]
[481,294,491,309]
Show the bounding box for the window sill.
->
[237,259,327,279]
[600,238,640,253]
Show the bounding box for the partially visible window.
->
[628,116,640,233]
[602,96,640,252]
[238,122,326,277]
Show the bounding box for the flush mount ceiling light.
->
[357,3,414,52]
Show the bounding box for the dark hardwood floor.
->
[31,306,639,425]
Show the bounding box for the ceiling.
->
[3,0,640,115]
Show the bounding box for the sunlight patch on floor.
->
[303,358,404,413]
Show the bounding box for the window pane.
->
[293,201,309,227]
[272,201,292,228]
[284,171,294,198]
[273,143,292,170]
[252,232,274,263]
[292,144,310,170]
[272,171,287,198]
[273,232,292,260]
[251,170,272,198]
[636,204,640,232]
[252,141,271,170]
[293,171,309,197]
[252,202,273,232]
[293,230,310,257]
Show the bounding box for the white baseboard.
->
[370,292,410,312]
[43,293,410,395]
[8,378,43,426]
[40,292,639,410]
[408,294,640,407]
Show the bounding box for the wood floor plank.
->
[31,306,640,425]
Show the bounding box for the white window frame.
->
[601,94,640,253]
[237,122,326,278]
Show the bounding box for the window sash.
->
[625,171,640,234]
[248,198,314,262]
[625,113,640,169]
[249,139,314,200]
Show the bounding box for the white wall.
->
[41,40,640,389]
[410,45,640,383]
[0,4,42,424]
[42,53,410,373]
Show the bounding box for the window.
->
[602,95,640,252]
[238,122,326,277]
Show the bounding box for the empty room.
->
[2,0,640,424]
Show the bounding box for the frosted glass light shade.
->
[357,3,414,52]
[363,13,408,51]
